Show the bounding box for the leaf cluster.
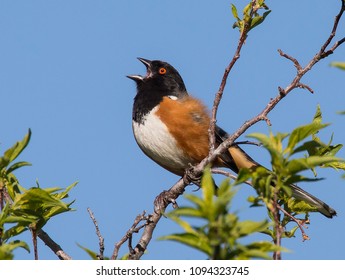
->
[0,130,76,259]
[231,0,271,34]
[237,106,344,239]
[160,169,282,260]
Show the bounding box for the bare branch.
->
[37,229,72,260]
[297,83,314,94]
[87,207,105,260]
[278,49,303,72]
[271,191,283,260]
[112,211,150,260]
[211,168,254,187]
[211,168,238,181]
[30,227,38,260]
[320,0,345,56]
[208,1,257,155]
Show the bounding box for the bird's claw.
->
[183,166,202,187]
[154,190,179,215]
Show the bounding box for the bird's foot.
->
[154,190,179,215]
[183,166,202,187]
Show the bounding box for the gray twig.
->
[87,207,105,260]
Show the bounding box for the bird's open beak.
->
[127,57,152,82]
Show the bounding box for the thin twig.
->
[30,227,38,260]
[320,0,345,56]
[112,211,149,260]
[37,229,72,260]
[297,83,314,94]
[208,0,257,154]
[276,205,310,241]
[234,140,262,147]
[272,192,282,260]
[211,168,254,187]
[87,207,105,260]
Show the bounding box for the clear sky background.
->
[1,0,344,260]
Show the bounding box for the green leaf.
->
[287,122,329,155]
[201,168,215,203]
[244,241,287,258]
[330,62,345,70]
[183,193,205,210]
[248,132,288,165]
[313,105,323,124]
[235,168,252,185]
[2,225,29,241]
[231,4,239,20]
[51,181,78,200]
[0,241,30,260]
[171,207,204,218]
[285,174,323,185]
[286,156,342,174]
[6,161,32,174]
[77,244,100,260]
[236,220,270,236]
[284,226,299,238]
[2,173,23,200]
[167,214,197,234]
[4,185,75,236]
[292,140,323,155]
[250,10,271,30]
[200,168,216,220]
[3,129,31,167]
[159,232,212,256]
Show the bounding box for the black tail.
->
[290,184,336,218]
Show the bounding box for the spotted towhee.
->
[127,58,336,218]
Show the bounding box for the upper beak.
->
[137,57,152,68]
[127,57,152,82]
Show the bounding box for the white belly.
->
[132,107,190,174]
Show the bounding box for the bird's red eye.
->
[158,67,167,75]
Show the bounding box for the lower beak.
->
[126,74,143,82]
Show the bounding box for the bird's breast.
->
[132,106,192,175]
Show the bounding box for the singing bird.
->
[127,58,336,218]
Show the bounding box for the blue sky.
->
[1,1,344,260]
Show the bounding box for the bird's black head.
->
[127,58,188,99]
[128,58,189,123]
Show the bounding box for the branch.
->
[276,205,310,242]
[208,0,257,154]
[211,168,253,187]
[87,207,105,260]
[272,192,283,260]
[30,227,38,260]
[112,211,150,260]
[37,229,72,260]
